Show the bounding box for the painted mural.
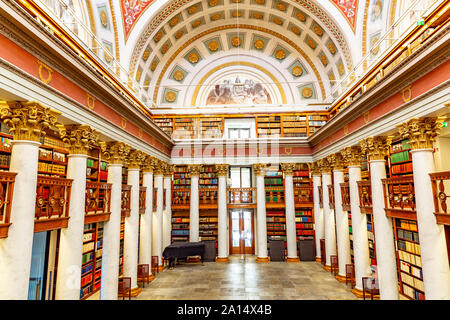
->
[329,0,359,32]
[120,0,154,40]
[206,77,272,105]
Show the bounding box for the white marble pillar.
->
[189,165,201,242]
[216,164,229,262]
[55,153,88,300]
[254,164,269,262]
[281,163,298,262]
[320,160,336,268]
[0,140,40,299]
[153,171,164,267]
[362,136,398,300]
[163,174,172,249]
[311,165,323,262]
[139,170,153,267]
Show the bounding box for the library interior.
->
[0,0,449,301]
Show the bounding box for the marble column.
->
[398,118,450,299]
[318,158,336,270]
[100,141,130,300]
[341,146,371,297]
[216,164,229,262]
[254,164,269,262]
[123,150,145,296]
[163,165,173,250]
[153,162,164,268]
[361,136,398,300]
[281,163,299,262]
[55,125,99,300]
[0,101,59,300]
[327,153,351,281]
[311,162,323,262]
[189,164,202,242]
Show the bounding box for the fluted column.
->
[311,162,323,262]
[55,125,99,300]
[398,118,450,299]
[254,163,269,262]
[189,164,202,242]
[318,158,335,270]
[216,164,229,262]
[328,153,351,281]
[153,161,164,268]
[361,136,398,299]
[163,164,173,249]
[281,163,299,262]
[100,142,130,299]
[341,146,370,297]
[0,101,60,299]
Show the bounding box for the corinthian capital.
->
[188,164,203,176]
[397,117,443,150]
[280,163,297,175]
[58,124,99,155]
[215,164,229,176]
[163,163,175,177]
[253,163,268,176]
[128,149,146,169]
[142,155,158,173]
[360,136,392,161]
[0,101,60,142]
[100,141,131,165]
[326,152,345,170]
[317,158,332,174]
[340,146,362,166]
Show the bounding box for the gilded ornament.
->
[307,38,316,49]
[232,10,242,18]
[58,124,99,155]
[317,158,332,174]
[338,63,345,76]
[273,17,283,25]
[340,146,362,167]
[232,0,242,3]
[100,141,131,165]
[215,164,229,176]
[281,163,296,175]
[142,49,150,61]
[397,117,443,150]
[296,11,306,22]
[165,91,177,102]
[320,54,328,66]
[173,69,185,81]
[302,87,313,98]
[313,25,323,37]
[100,10,108,27]
[292,65,303,77]
[231,36,242,47]
[208,40,219,51]
[328,42,336,54]
[360,136,392,161]
[254,39,265,49]
[37,60,53,85]
[151,60,158,71]
[135,69,142,81]
[252,12,263,19]
[192,19,202,28]
[154,31,163,42]
[87,94,96,110]
[188,52,199,63]
[326,153,345,170]
[175,30,184,39]
[188,164,203,176]
[275,2,287,11]
[169,16,179,27]
[253,163,268,176]
[290,26,301,35]
[328,73,335,81]
[275,49,286,60]
[188,5,199,14]
[161,43,169,54]
[254,0,265,4]
[128,149,146,169]
[211,13,222,21]
[209,0,219,6]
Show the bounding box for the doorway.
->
[229,209,255,255]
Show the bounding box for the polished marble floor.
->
[132,255,360,300]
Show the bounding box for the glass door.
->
[230,209,254,254]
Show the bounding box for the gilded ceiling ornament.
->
[135,69,142,81]
[328,42,336,55]
[1,101,60,142]
[215,164,229,176]
[100,9,108,27]
[401,85,412,103]
[58,124,99,155]
[128,149,146,169]
[188,5,199,14]
[161,43,169,54]
[232,10,242,18]
[100,141,131,165]
[360,136,392,161]
[232,0,242,2]
[307,38,316,49]
[154,31,163,43]
[313,25,324,37]
[121,117,127,129]
[231,36,242,47]
[87,94,96,110]
[310,161,321,176]
[142,49,150,61]
[254,0,265,4]
[284,147,292,155]
[209,0,219,6]
[292,65,303,77]
[275,2,287,11]
[175,30,184,39]
[252,12,263,19]
[343,125,349,135]
[275,49,286,60]
[273,17,283,25]
[329,73,335,81]
[397,117,443,150]
[151,60,158,71]
[37,60,53,85]
[163,163,175,176]
[338,63,345,76]
[363,111,370,124]
[192,19,202,28]
[211,13,222,21]
[208,40,219,51]
[317,158,332,174]
[290,26,301,35]
[254,39,265,49]
[320,54,328,66]
[340,146,362,167]
[302,87,313,98]
[165,91,177,102]
[188,52,199,63]
[295,11,306,22]
[173,70,185,81]
[169,16,179,27]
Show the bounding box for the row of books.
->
[80,273,92,287]
[283,116,307,121]
[309,121,326,126]
[397,219,418,231]
[82,252,95,265]
[39,148,66,162]
[0,154,10,167]
[283,128,307,133]
[391,139,411,153]
[199,224,217,229]
[172,223,189,229]
[296,223,313,229]
[82,241,95,253]
[391,162,413,174]
[265,178,283,184]
[81,262,94,276]
[174,179,190,185]
[390,150,410,164]
[398,249,422,267]
[297,230,315,236]
[172,217,190,223]
[267,223,286,230]
[400,272,425,293]
[172,230,189,235]
[199,173,217,178]
[199,236,216,241]
[86,158,97,168]
[199,230,217,235]
[283,121,307,127]
[296,217,312,222]
[40,136,69,150]
[400,261,423,279]
[199,179,218,184]
[199,217,218,222]
[397,238,421,255]
[38,162,65,174]
[268,211,285,216]
[397,229,419,243]
[267,231,285,236]
[296,210,312,216]
[0,136,12,152]
[267,217,286,222]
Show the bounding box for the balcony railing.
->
[357,181,373,214]
[293,187,313,206]
[121,185,131,217]
[172,188,190,208]
[227,188,256,206]
[0,172,17,238]
[429,171,450,225]
[318,186,323,208]
[265,187,285,207]
[35,176,73,232]
[85,181,112,224]
[382,176,416,219]
[199,187,218,207]
[327,184,335,209]
[340,182,351,211]
[139,186,147,214]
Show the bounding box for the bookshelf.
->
[293,166,311,188]
[281,115,307,137]
[348,209,354,264]
[199,209,218,244]
[173,165,190,189]
[152,117,173,137]
[367,211,377,265]
[200,117,223,139]
[307,114,328,135]
[265,165,286,251]
[80,222,104,299]
[199,165,218,189]
[389,139,412,176]
[295,208,314,241]
[0,123,12,171]
[257,115,281,138]
[173,117,197,139]
[119,217,125,275]
[37,130,69,178]
[171,210,189,242]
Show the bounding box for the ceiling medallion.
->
[254,0,265,4]
[254,39,265,49]
[169,16,179,27]
[173,70,185,81]
[292,65,303,77]
[208,40,219,51]
[295,11,306,22]
[338,63,345,76]
[313,25,324,37]
[252,12,263,19]
[165,91,177,102]
[188,5,199,14]
[328,42,336,54]
[192,19,202,28]
[232,10,242,17]
[232,0,242,2]
[161,43,169,54]
[273,17,283,25]
[151,60,158,71]
[320,54,328,66]
[154,31,163,42]
[211,13,222,21]
[291,26,301,35]
[307,38,316,49]
[188,52,199,63]
[142,49,150,61]
[209,0,219,6]
[302,87,313,98]
[231,36,242,47]
[275,3,286,11]
[175,30,184,39]
[100,10,108,27]
[275,49,286,60]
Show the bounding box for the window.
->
[230,167,252,188]
[224,118,256,139]
[228,128,250,139]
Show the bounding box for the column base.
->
[216,257,230,263]
[286,257,300,263]
[315,257,322,263]
[335,274,347,283]
[323,264,331,272]
[256,257,270,263]
[118,286,142,298]
[351,287,365,298]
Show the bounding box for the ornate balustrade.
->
[293,187,313,207]
[139,186,146,214]
[429,171,450,225]
[121,185,131,217]
[357,180,373,214]
[265,187,285,208]
[382,176,416,219]
[227,188,256,207]
[327,184,335,209]
[0,172,17,238]
[318,186,323,208]
[340,182,351,211]
[172,188,190,209]
[85,181,112,224]
[35,176,73,232]
[199,187,218,208]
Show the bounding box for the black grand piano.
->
[162,241,205,269]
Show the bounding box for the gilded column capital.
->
[154,159,166,175]
[127,149,146,169]
[188,164,203,176]
[397,117,443,150]
[253,163,268,176]
[142,156,158,173]
[310,162,321,176]
[163,163,175,177]
[280,163,296,175]
[340,146,362,166]
[360,136,392,161]
[57,124,99,155]
[215,164,229,176]
[317,158,332,174]
[326,153,345,170]
[100,141,131,165]
[0,101,60,142]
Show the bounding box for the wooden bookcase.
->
[200,117,223,139]
[80,222,104,299]
[281,115,307,137]
[199,209,218,243]
[119,217,125,275]
[37,130,69,178]
[0,123,12,171]
[293,166,314,244]
[173,165,190,189]
[265,165,286,250]
[152,117,173,137]
[307,114,328,135]
[172,165,190,243]
[171,211,189,242]
[199,165,218,189]
[199,165,218,250]
[173,117,197,139]
[256,115,281,138]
